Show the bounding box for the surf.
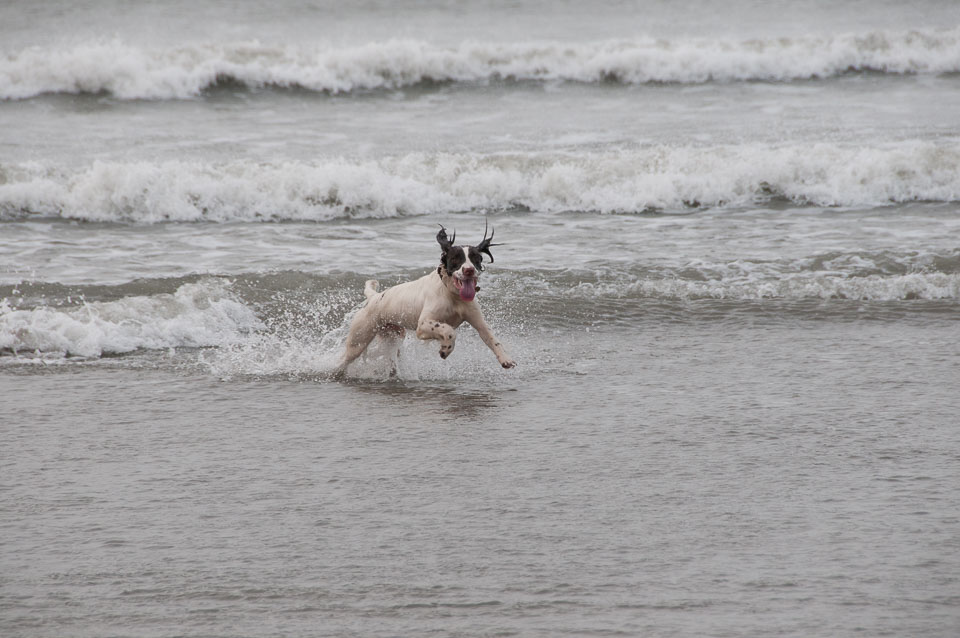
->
[3,28,959,100]
[3,141,959,222]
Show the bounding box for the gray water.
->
[3,0,960,636]
[4,318,959,637]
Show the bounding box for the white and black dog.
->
[335,224,516,377]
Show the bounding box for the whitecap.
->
[0,280,262,358]
[2,142,959,222]
[2,28,959,100]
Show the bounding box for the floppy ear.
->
[476,220,501,263]
[437,224,455,254]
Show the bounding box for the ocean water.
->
[2,1,960,637]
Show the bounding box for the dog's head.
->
[436,223,500,302]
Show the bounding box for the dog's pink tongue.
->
[459,278,476,301]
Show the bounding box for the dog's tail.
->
[363,280,380,300]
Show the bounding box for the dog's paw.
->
[500,358,516,369]
[439,344,453,359]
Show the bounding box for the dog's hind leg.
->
[377,323,406,377]
[333,310,378,378]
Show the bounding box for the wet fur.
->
[334,229,515,377]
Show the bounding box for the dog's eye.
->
[447,251,466,271]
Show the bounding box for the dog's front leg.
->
[466,310,516,369]
[416,316,457,359]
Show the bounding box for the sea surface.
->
[2,1,960,637]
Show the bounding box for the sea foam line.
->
[2,142,959,222]
[2,28,959,99]
[566,272,960,302]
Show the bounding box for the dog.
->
[334,224,516,377]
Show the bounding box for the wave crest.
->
[2,142,959,221]
[3,28,960,99]
[0,280,262,357]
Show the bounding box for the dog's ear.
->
[476,220,501,263]
[437,224,455,254]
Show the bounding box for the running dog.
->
[335,224,516,377]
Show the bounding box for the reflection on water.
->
[348,381,503,421]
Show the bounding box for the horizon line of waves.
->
[2,28,959,99]
[2,143,960,222]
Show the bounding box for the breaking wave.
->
[0,280,262,358]
[2,28,960,99]
[2,142,960,221]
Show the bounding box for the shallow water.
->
[3,1,960,636]
[4,318,960,637]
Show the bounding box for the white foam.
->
[2,28,959,99]
[203,321,524,382]
[0,280,262,358]
[568,272,960,302]
[3,141,959,221]
[200,318,347,379]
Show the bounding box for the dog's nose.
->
[462,266,475,277]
